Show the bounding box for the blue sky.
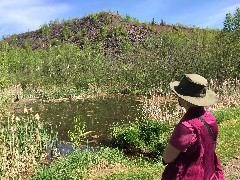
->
[0,0,239,38]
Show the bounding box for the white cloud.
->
[0,0,69,36]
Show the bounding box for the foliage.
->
[32,147,129,179]
[100,168,162,180]
[216,117,240,164]
[139,119,170,150]
[40,24,51,39]
[98,25,110,40]
[223,7,240,32]
[123,14,141,24]
[0,94,12,117]
[220,7,240,80]
[111,118,171,154]
[112,123,142,147]
[68,116,87,149]
[0,11,239,179]
[0,10,239,96]
[61,26,74,40]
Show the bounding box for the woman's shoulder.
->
[203,111,218,123]
[170,122,197,152]
[182,111,217,127]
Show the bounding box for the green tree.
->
[233,7,240,31]
[223,13,234,32]
[223,7,240,32]
[221,7,240,80]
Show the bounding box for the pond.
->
[20,95,144,145]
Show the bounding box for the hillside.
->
[1,12,196,55]
[1,11,237,95]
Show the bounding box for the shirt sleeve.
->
[169,123,195,152]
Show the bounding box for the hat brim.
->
[170,81,218,106]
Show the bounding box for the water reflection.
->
[46,141,100,159]
[23,95,143,142]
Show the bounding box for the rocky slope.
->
[1,12,193,54]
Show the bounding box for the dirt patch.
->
[223,156,240,179]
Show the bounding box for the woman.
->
[162,74,225,180]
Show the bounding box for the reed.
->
[0,108,55,179]
[141,79,240,123]
[209,79,240,110]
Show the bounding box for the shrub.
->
[111,118,171,154]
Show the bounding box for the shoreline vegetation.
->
[1,98,239,179]
[0,8,240,179]
[0,84,239,179]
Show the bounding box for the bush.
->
[111,118,171,154]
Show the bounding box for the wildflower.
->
[23,106,28,114]
[15,116,20,122]
[35,113,40,121]
[11,114,15,122]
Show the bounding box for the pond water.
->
[22,95,144,144]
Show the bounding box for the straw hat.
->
[170,74,218,106]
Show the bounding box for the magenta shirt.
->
[162,107,225,180]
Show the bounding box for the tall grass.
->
[0,108,57,179]
[0,9,239,179]
[141,79,240,123]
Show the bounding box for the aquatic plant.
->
[68,116,87,149]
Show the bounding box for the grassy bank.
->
[216,116,240,180]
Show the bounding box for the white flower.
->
[15,116,20,122]
[35,113,40,120]
[24,106,28,114]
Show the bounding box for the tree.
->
[221,7,240,80]
[223,7,240,32]
[233,7,240,31]
[223,13,234,32]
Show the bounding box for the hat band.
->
[177,76,207,97]
[178,87,206,97]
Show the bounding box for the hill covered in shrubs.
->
[1,11,196,55]
[0,10,239,96]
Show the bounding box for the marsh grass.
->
[0,79,239,179]
[0,108,57,179]
[0,9,239,178]
[141,79,240,124]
